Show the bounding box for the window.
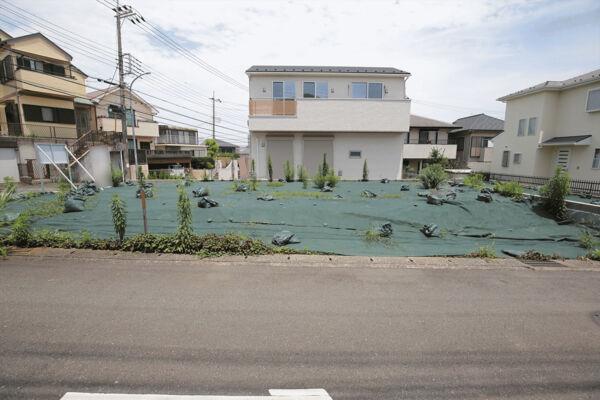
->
[125,109,135,127]
[556,149,570,170]
[587,88,600,112]
[501,150,510,167]
[349,150,361,159]
[22,104,75,124]
[352,82,367,98]
[517,119,526,136]
[316,81,328,98]
[368,83,383,99]
[513,153,522,164]
[273,81,295,99]
[418,130,432,144]
[527,117,537,136]
[593,149,600,169]
[303,82,315,98]
[17,56,66,77]
[0,55,14,83]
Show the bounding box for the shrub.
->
[463,173,484,189]
[429,148,448,167]
[284,160,294,182]
[111,168,123,187]
[0,245,7,259]
[204,138,218,159]
[540,167,570,220]
[191,157,215,170]
[111,194,127,242]
[267,155,273,182]
[493,181,524,200]
[297,165,307,182]
[362,160,369,181]
[586,249,600,261]
[176,185,193,236]
[321,153,329,176]
[0,176,16,209]
[579,231,597,250]
[313,172,339,189]
[419,164,447,189]
[10,213,32,247]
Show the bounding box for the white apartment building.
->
[491,69,600,180]
[247,65,414,180]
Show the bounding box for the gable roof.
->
[451,113,504,132]
[246,65,410,75]
[498,69,600,101]
[1,32,73,61]
[215,138,238,148]
[86,85,158,115]
[410,114,456,129]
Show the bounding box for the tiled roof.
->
[410,114,456,128]
[498,69,600,101]
[451,113,504,132]
[246,65,410,75]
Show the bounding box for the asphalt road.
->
[1,253,600,400]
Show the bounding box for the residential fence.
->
[490,173,600,197]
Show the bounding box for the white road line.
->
[60,389,332,400]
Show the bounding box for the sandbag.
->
[417,191,429,197]
[427,194,444,205]
[480,187,493,195]
[235,184,249,192]
[257,195,274,201]
[420,223,440,238]
[380,178,390,184]
[64,196,85,213]
[477,193,493,203]
[272,230,300,246]
[378,222,393,237]
[192,186,209,197]
[198,196,219,208]
[321,184,333,192]
[400,184,410,191]
[361,190,378,198]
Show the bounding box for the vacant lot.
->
[5,180,591,258]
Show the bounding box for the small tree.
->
[419,164,447,189]
[204,138,219,160]
[540,167,570,220]
[111,168,123,187]
[267,155,273,182]
[177,184,193,236]
[321,153,329,176]
[429,148,448,167]
[297,165,308,188]
[284,160,294,182]
[111,194,127,242]
[362,159,369,182]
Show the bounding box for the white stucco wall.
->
[250,132,405,180]
[0,148,20,181]
[491,82,600,180]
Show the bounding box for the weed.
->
[586,249,600,261]
[539,167,570,220]
[463,173,485,189]
[467,245,497,258]
[267,181,285,187]
[419,164,447,189]
[493,181,524,200]
[267,155,273,182]
[111,194,127,242]
[362,159,369,181]
[379,193,402,199]
[271,191,333,200]
[518,250,562,261]
[0,245,7,259]
[284,160,294,182]
[579,231,597,250]
[10,213,32,246]
[111,168,123,187]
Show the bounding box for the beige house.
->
[449,113,504,172]
[151,124,207,170]
[404,114,457,175]
[491,69,600,181]
[86,86,159,177]
[247,65,412,180]
[0,30,103,182]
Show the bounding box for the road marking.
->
[60,389,331,400]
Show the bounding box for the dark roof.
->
[451,113,504,132]
[215,139,238,148]
[246,65,410,75]
[542,135,592,144]
[498,69,600,101]
[410,114,456,129]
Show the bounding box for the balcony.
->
[1,122,78,140]
[98,117,159,138]
[403,139,457,159]
[248,98,411,132]
[14,68,87,98]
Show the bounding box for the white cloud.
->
[7,0,600,144]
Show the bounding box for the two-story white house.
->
[490,69,600,181]
[247,65,413,180]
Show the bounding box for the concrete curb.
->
[6,247,600,271]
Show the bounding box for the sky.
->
[3,0,600,145]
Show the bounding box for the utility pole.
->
[115,0,129,179]
[209,91,221,140]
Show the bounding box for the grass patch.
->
[379,193,402,199]
[494,181,524,200]
[467,245,497,258]
[463,173,485,189]
[266,181,285,187]
[579,231,598,250]
[518,250,563,261]
[271,191,334,200]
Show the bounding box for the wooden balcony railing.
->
[249,99,297,116]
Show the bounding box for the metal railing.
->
[146,150,195,158]
[249,99,297,116]
[1,123,78,139]
[491,173,600,197]
[406,138,449,145]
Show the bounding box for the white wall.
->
[0,148,20,181]
[250,132,405,180]
[80,145,111,186]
